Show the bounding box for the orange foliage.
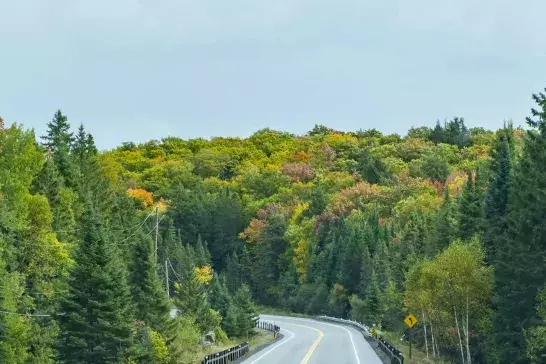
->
[328,182,385,217]
[292,151,311,162]
[127,188,154,208]
[239,218,266,243]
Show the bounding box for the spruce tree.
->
[233,284,257,338]
[483,131,513,264]
[209,274,232,319]
[57,201,134,363]
[225,253,241,293]
[495,90,546,364]
[173,268,215,334]
[41,110,75,187]
[364,271,381,325]
[359,246,373,296]
[130,232,170,332]
[372,239,392,290]
[428,188,457,255]
[458,170,484,240]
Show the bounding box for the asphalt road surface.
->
[240,315,383,364]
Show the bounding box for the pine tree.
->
[130,232,170,332]
[495,90,546,364]
[233,284,257,338]
[372,239,392,290]
[194,235,211,266]
[57,201,134,363]
[209,274,232,319]
[483,130,513,264]
[41,110,75,187]
[173,268,216,334]
[428,188,457,255]
[222,304,239,338]
[225,253,241,293]
[364,271,381,325]
[359,246,373,296]
[458,170,484,240]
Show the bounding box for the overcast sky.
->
[1,1,545,150]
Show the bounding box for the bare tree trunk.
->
[422,310,429,358]
[454,305,465,364]
[430,321,437,358]
[466,296,471,364]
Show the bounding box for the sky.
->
[1,1,545,150]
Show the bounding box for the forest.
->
[0,88,545,363]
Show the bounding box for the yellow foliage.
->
[290,202,310,225]
[149,331,169,364]
[155,197,168,213]
[446,172,467,197]
[127,188,154,208]
[293,238,310,282]
[194,266,213,285]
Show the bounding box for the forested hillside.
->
[1,88,546,363]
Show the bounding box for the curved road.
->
[241,315,383,364]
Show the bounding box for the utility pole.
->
[154,205,159,263]
[165,260,169,298]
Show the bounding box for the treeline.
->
[0,113,257,363]
[1,88,546,364]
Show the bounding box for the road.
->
[240,315,383,364]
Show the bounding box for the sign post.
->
[404,313,418,359]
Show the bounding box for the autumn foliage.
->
[127,188,154,208]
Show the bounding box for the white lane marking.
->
[269,321,324,364]
[262,316,361,364]
[247,328,296,364]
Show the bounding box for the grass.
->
[201,329,277,356]
[379,330,453,364]
[255,305,312,318]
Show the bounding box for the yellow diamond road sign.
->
[404,313,418,328]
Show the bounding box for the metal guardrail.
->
[256,320,281,338]
[317,315,404,364]
[202,342,249,364]
[201,320,282,364]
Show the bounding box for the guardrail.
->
[317,315,404,364]
[201,320,282,364]
[201,342,249,364]
[256,320,281,338]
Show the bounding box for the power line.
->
[167,258,182,281]
[52,213,155,234]
[0,310,52,317]
[113,213,155,246]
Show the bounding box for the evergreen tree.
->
[209,274,232,319]
[483,130,513,264]
[57,201,134,363]
[458,170,484,240]
[225,253,241,293]
[222,304,239,338]
[495,90,546,364]
[372,239,392,290]
[233,284,257,338]
[359,246,373,296]
[194,235,211,266]
[429,120,445,144]
[30,157,77,243]
[41,110,76,187]
[428,188,457,255]
[130,232,171,332]
[364,271,381,325]
[173,268,216,334]
[0,259,31,364]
